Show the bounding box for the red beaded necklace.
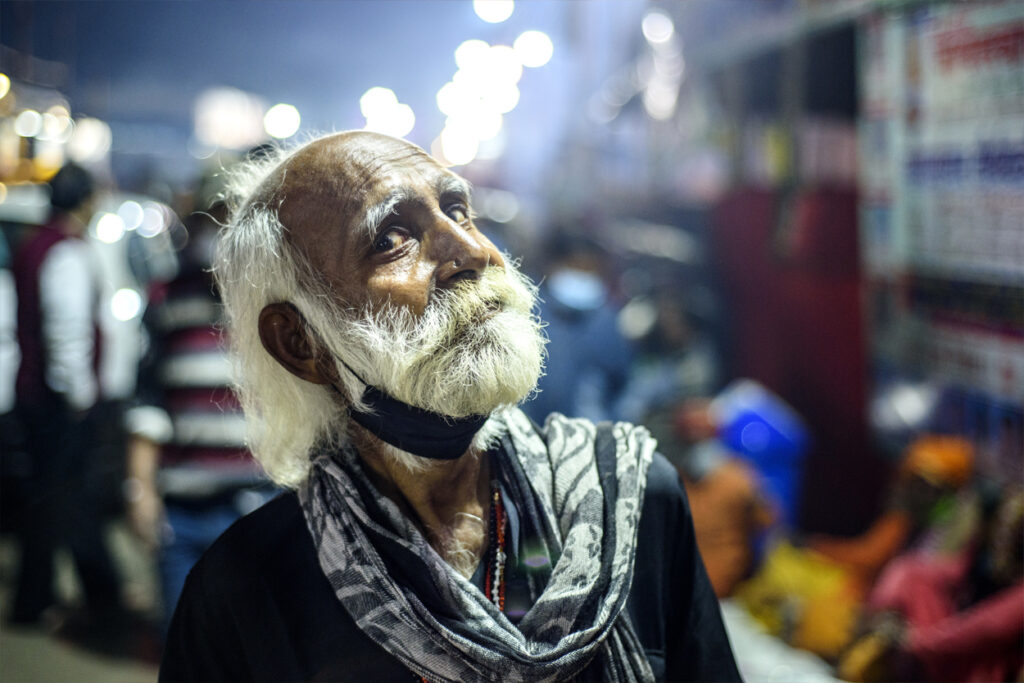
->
[484,481,508,612]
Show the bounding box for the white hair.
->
[214,143,349,488]
[213,136,545,488]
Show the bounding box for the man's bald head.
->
[259,133,430,233]
[239,131,500,316]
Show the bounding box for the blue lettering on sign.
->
[908,152,965,181]
[978,143,1024,181]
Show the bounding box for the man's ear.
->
[258,303,330,385]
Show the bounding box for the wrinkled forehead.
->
[270,133,455,247]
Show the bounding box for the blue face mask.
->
[547,268,607,311]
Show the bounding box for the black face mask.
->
[347,386,488,460]
[330,358,487,460]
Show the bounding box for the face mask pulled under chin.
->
[348,384,487,460]
[328,359,487,461]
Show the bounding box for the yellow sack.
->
[734,540,862,659]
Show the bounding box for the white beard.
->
[300,262,546,469]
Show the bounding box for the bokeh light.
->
[642,10,675,45]
[365,103,416,138]
[14,110,42,138]
[435,39,532,166]
[475,131,507,161]
[437,81,472,117]
[264,103,301,139]
[360,87,415,138]
[117,200,144,231]
[455,39,490,71]
[95,212,127,243]
[484,45,523,84]
[0,73,10,100]
[194,87,266,150]
[477,187,519,222]
[67,117,113,163]
[445,111,501,147]
[643,82,678,120]
[111,288,143,321]
[513,30,554,68]
[439,126,479,166]
[38,110,74,142]
[480,82,520,114]
[359,87,399,118]
[138,203,167,238]
[473,0,513,24]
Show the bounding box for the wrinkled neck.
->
[351,424,490,578]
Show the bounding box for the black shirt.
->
[160,453,741,682]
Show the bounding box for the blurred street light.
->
[447,108,503,142]
[360,87,415,138]
[111,288,142,321]
[642,10,675,45]
[14,110,42,137]
[365,103,416,138]
[514,30,554,68]
[138,203,166,238]
[67,118,112,162]
[439,126,479,166]
[473,0,513,24]
[360,87,399,118]
[480,82,519,114]
[643,81,677,120]
[194,87,266,150]
[264,103,301,139]
[0,73,10,100]
[95,212,127,243]
[38,110,74,142]
[437,81,472,117]
[117,200,144,231]
[455,39,490,70]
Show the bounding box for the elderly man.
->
[160,132,739,683]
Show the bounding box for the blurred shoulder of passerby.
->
[124,169,273,633]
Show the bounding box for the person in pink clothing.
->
[850,487,1024,682]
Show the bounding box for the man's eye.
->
[447,205,470,224]
[373,228,409,253]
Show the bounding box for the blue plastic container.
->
[712,380,810,528]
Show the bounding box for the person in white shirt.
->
[10,163,122,625]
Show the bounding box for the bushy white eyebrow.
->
[359,187,414,239]
[358,175,472,239]
[436,174,472,201]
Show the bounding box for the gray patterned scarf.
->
[298,408,657,683]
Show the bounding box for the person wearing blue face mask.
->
[522,233,634,425]
[160,132,739,683]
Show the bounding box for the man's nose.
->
[431,218,503,286]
